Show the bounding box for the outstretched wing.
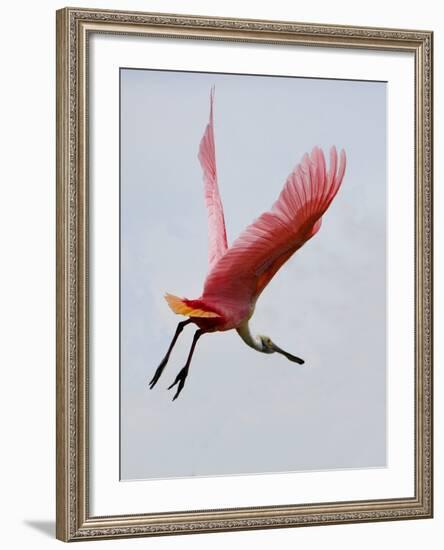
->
[201,146,346,312]
[198,87,228,270]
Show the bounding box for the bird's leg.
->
[149,319,192,389]
[168,329,203,401]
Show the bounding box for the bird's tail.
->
[164,293,221,318]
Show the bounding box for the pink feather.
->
[200,146,346,327]
[198,87,228,270]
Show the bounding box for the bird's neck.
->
[236,320,264,352]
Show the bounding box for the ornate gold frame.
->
[56,7,433,542]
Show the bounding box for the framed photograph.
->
[56,7,433,542]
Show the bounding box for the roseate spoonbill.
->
[149,88,346,400]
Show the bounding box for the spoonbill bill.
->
[149,88,346,400]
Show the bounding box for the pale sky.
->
[120,68,386,480]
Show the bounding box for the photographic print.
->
[57,8,432,540]
[120,69,386,481]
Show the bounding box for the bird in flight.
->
[150,88,346,400]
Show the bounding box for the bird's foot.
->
[149,358,168,390]
[167,366,189,401]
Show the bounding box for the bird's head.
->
[258,335,305,365]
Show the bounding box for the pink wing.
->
[198,87,228,270]
[201,146,346,314]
